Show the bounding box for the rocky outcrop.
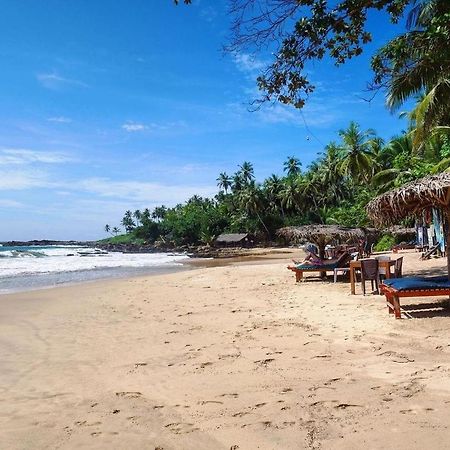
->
[1,240,95,247]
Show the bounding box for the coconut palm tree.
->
[121,210,136,233]
[216,172,232,193]
[279,177,302,212]
[263,174,284,216]
[338,122,377,183]
[232,172,244,192]
[373,0,450,151]
[371,135,416,192]
[112,226,121,236]
[283,156,302,178]
[237,161,255,184]
[410,78,450,151]
[152,206,167,222]
[104,224,111,234]
[238,183,270,237]
[133,210,142,226]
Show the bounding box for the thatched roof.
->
[215,233,249,243]
[386,225,416,236]
[277,225,365,245]
[367,173,450,226]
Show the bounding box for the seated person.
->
[293,244,323,266]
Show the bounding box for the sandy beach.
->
[2,249,450,449]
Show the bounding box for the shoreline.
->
[0,247,298,296]
[2,250,450,449]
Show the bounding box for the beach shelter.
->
[366,173,450,279]
[277,224,365,259]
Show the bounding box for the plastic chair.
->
[360,259,380,295]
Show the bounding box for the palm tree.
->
[283,156,302,177]
[141,208,151,225]
[238,183,270,237]
[152,206,167,222]
[216,172,232,193]
[112,226,121,236]
[410,78,450,151]
[338,121,376,183]
[373,0,450,150]
[237,161,255,184]
[133,210,142,226]
[263,174,284,216]
[104,224,111,234]
[279,177,302,212]
[121,210,135,233]
[232,172,244,192]
[371,135,415,192]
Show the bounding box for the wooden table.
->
[350,259,396,295]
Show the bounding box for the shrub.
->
[373,234,396,252]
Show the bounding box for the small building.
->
[215,233,253,248]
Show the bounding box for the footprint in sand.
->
[232,411,250,417]
[281,388,293,394]
[220,393,239,398]
[164,422,199,434]
[254,403,266,409]
[254,358,275,367]
[115,392,142,399]
[378,351,414,363]
[198,400,224,405]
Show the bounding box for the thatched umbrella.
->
[277,224,365,258]
[366,173,450,278]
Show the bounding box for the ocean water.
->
[0,245,190,294]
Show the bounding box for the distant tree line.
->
[105,116,450,246]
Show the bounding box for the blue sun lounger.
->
[381,276,450,318]
[287,252,351,282]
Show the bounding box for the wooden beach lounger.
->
[287,253,350,282]
[380,276,450,319]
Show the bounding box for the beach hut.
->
[215,233,253,248]
[276,225,365,259]
[366,173,450,278]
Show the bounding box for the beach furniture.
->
[350,258,396,294]
[380,276,450,319]
[360,259,380,295]
[333,252,359,283]
[394,256,403,278]
[375,255,391,278]
[287,252,351,282]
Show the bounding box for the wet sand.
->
[1,249,450,449]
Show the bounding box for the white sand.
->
[1,250,450,449]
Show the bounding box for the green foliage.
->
[99,234,146,245]
[374,234,396,252]
[104,116,450,247]
[226,0,411,109]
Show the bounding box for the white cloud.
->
[121,122,148,132]
[0,169,50,190]
[121,120,188,133]
[0,148,74,165]
[0,199,25,208]
[48,116,72,123]
[36,72,88,90]
[234,53,266,74]
[77,177,216,204]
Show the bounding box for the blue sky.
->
[0,0,411,240]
